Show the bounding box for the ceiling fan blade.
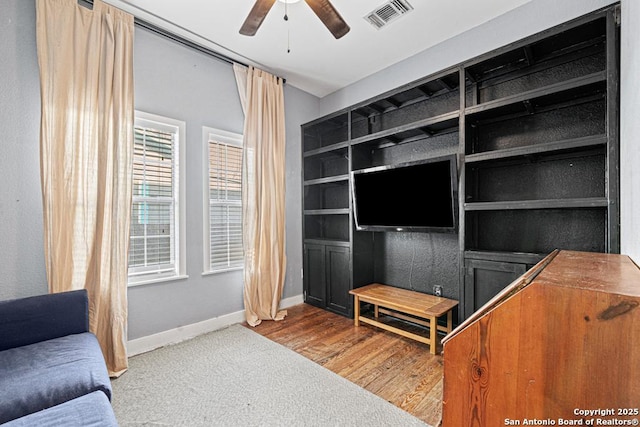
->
[240,0,277,36]
[304,0,350,39]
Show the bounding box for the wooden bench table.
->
[349,283,458,354]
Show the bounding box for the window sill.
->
[127,274,189,288]
[202,267,243,277]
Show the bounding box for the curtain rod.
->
[134,18,248,68]
[81,1,286,83]
[80,0,247,68]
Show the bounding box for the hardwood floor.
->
[244,303,443,427]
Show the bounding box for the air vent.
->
[365,0,413,30]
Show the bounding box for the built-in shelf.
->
[464,250,546,265]
[350,111,459,148]
[464,197,608,211]
[303,175,349,187]
[302,6,618,322]
[303,142,349,158]
[465,17,606,86]
[304,238,350,247]
[465,71,606,119]
[466,41,605,89]
[303,209,350,215]
[465,134,607,162]
[352,72,460,119]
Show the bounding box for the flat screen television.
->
[351,155,458,233]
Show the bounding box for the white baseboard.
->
[126,293,304,356]
[280,293,304,309]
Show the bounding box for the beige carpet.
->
[111,324,430,426]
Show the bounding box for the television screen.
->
[351,155,458,232]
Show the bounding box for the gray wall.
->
[320,0,639,263]
[0,0,318,340]
[0,1,45,301]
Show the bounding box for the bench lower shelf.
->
[349,283,458,355]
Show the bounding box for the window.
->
[129,112,186,285]
[203,127,243,273]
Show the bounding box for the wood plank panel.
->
[244,303,443,427]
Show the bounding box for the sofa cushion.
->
[0,290,89,351]
[0,332,112,424]
[2,391,118,427]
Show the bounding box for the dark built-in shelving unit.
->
[301,5,620,320]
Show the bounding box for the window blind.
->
[129,125,176,277]
[209,140,243,271]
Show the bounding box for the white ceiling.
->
[104,0,531,97]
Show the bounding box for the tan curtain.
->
[36,0,134,377]
[233,64,287,327]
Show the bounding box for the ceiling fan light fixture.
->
[277,0,302,3]
[241,0,349,39]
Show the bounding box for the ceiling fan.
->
[240,0,350,39]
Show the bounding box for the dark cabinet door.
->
[326,245,351,315]
[464,259,527,318]
[303,243,352,316]
[303,243,326,307]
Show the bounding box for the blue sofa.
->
[0,290,118,426]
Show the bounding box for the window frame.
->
[128,111,187,286]
[202,126,244,275]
